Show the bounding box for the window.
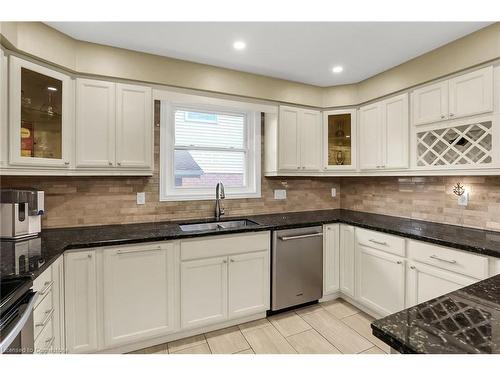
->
[159,95,261,201]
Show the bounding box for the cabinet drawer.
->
[408,240,488,279]
[34,315,54,354]
[181,232,270,261]
[34,289,54,339]
[355,228,405,257]
[33,267,53,309]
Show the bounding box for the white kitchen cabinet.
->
[181,256,228,329]
[116,83,153,169]
[411,81,448,126]
[64,250,98,354]
[359,103,382,170]
[323,109,357,170]
[448,66,493,120]
[323,224,340,295]
[406,261,479,307]
[339,224,355,298]
[0,49,7,167]
[299,109,322,170]
[383,93,409,169]
[228,251,269,319]
[76,78,116,167]
[102,242,177,348]
[412,66,493,126]
[76,79,153,170]
[356,245,406,316]
[9,56,73,168]
[359,93,408,170]
[50,256,65,353]
[278,106,300,170]
[278,105,321,171]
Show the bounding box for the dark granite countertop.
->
[2,209,500,282]
[371,274,500,354]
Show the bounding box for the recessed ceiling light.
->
[233,41,246,51]
[332,66,343,74]
[47,86,58,91]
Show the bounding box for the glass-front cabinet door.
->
[322,109,357,170]
[9,56,72,167]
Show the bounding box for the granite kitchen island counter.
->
[371,274,500,354]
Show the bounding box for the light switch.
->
[274,189,287,200]
[136,192,146,205]
[331,188,337,197]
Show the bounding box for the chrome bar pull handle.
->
[430,254,456,264]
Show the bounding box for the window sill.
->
[160,191,261,202]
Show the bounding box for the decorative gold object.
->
[452,182,465,196]
[335,150,345,165]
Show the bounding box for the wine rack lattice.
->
[416,121,492,167]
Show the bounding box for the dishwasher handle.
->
[279,232,323,241]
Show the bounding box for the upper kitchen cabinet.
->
[278,105,321,172]
[116,83,153,169]
[76,78,116,168]
[9,56,73,168]
[412,66,493,126]
[323,109,357,170]
[359,93,409,170]
[76,78,153,171]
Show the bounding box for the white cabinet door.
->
[448,66,493,120]
[51,256,65,353]
[406,261,478,307]
[323,224,340,295]
[116,83,153,169]
[411,80,448,125]
[299,109,322,171]
[228,251,269,319]
[0,49,7,167]
[359,103,382,170]
[102,242,177,348]
[64,251,98,354]
[76,79,116,167]
[339,225,355,298]
[356,245,405,316]
[278,105,300,170]
[9,56,73,167]
[382,93,409,169]
[181,256,228,329]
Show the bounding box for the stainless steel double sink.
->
[179,219,259,232]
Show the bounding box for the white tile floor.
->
[129,299,390,354]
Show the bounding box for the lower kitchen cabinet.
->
[356,244,406,316]
[64,250,98,354]
[406,261,479,307]
[323,224,340,295]
[339,224,355,298]
[102,242,177,348]
[181,256,229,329]
[228,251,269,319]
[33,255,65,354]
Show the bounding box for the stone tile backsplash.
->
[340,176,500,232]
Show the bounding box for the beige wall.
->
[2,22,500,108]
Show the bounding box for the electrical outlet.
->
[331,188,337,197]
[458,192,468,207]
[274,189,287,200]
[136,192,146,205]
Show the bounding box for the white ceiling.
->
[46,22,491,86]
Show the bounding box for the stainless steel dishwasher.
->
[271,226,323,311]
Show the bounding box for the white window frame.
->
[158,91,262,201]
